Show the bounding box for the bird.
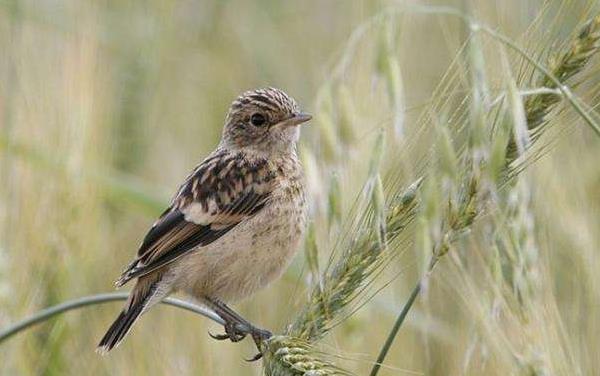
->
[97,87,311,359]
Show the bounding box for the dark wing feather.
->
[116,150,275,286]
[137,209,185,256]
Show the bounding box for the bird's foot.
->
[205,298,272,361]
[208,322,247,343]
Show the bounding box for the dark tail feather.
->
[96,300,145,355]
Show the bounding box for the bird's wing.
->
[116,150,276,286]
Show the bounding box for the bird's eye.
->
[250,113,267,127]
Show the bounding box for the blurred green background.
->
[1,0,600,375]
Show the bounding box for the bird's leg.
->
[206,298,272,360]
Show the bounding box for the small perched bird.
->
[98,88,310,357]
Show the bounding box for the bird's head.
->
[220,88,311,154]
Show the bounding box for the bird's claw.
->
[245,327,272,361]
[208,318,273,362]
[208,331,230,341]
[245,352,264,362]
[208,323,247,343]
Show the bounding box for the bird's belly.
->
[173,198,305,302]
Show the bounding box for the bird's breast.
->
[175,173,307,302]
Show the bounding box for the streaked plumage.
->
[98,88,310,355]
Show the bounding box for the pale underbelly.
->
[171,200,305,302]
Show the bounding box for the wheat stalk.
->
[422,13,600,275]
[506,15,600,162]
[287,178,421,342]
[264,11,600,376]
[369,13,600,375]
[460,15,600,376]
[262,178,421,375]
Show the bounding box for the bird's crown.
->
[229,87,300,117]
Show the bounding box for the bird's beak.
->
[276,112,312,128]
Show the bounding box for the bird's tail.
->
[96,275,164,354]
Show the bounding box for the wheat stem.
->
[369,281,422,376]
[0,292,225,343]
